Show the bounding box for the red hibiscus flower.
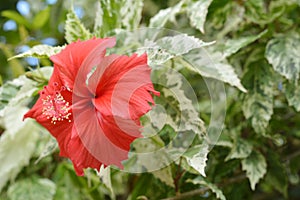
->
[24,38,159,176]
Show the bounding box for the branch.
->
[161,174,246,200]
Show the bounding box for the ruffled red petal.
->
[91,53,159,120]
[50,38,116,90]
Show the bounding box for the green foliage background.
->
[1,0,300,199]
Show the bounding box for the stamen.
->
[41,84,72,124]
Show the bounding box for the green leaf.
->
[53,163,82,200]
[283,81,300,111]
[188,177,226,200]
[1,10,31,28]
[217,30,267,58]
[32,7,50,29]
[187,0,213,33]
[265,151,288,197]
[244,0,285,25]
[183,49,247,92]
[65,9,91,43]
[152,166,175,187]
[9,45,64,60]
[149,0,184,28]
[225,138,253,161]
[242,59,274,135]
[184,142,209,177]
[7,177,56,200]
[241,151,267,190]
[265,34,300,81]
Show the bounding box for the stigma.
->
[41,82,72,124]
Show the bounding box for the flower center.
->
[41,82,71,124]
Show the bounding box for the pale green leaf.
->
[283,81,300,111]
[98,166,115,198]
[35,135,58,164]
[0,107,40,192]
[1,10,31,28]
[218,30,267,58]
[225,138,253,161]
[188,177,226,200]
[187,0,213,33]
[65,9,91,43]
[149,0,184,28]
[152,166,175,187]
[7,177,56,200]
[265,34,300,81]
[184,143,209,177]
[9,45,65,60]
[242,151,267,190]
[242,59,274,134]
[183,49,247,92]
[32,7,50,29]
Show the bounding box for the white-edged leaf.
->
[152,166,175,187]
[8,45,64,60]
[184,142,209,177]
[218,30,267,58]
[265,34,300,81]
[225,138,252,161]
[65,9,91,43]
[283,81,300,111]
[187,177,226,200]
[156,68,206,134]
[187,0,213,33]
[183,49,247,92]
[149,0,184,27]
[120,0,143,30]
[242,60,274,135]
[139,34,214,66]
[242,151,267,190]
[156,34,214,56]
[7,177,56,200]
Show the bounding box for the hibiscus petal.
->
[93,53,159,119]
[72,99,132,170]
[50,37,116,90]
[24,67,73,157]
